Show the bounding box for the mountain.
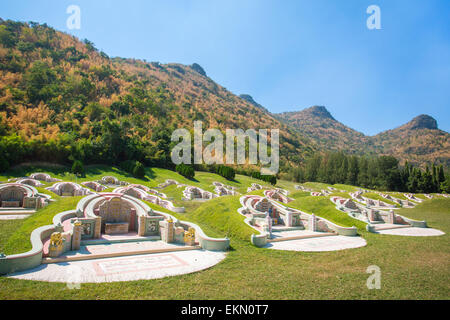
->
[239,94,269,113]
[0,19,313,170]
[373,115,450,167]
[276,107,449,167]
[276,106,372,155]
[0,19,447,171]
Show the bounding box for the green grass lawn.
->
[389,192,408,201]
[286,195,367,230]
[1,196,82,255]
[0,166,449,299]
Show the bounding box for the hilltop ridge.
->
[276,106,449,167]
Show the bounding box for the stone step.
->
[42,245,202,264]
[80,235,161,246]
[271,226,304,232]
[268,232,337,243]
[373,224,412,231]
[0,209,36,215]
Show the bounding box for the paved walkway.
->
[7,249,226,283]
[0,214,31,220]
[271,230,322,239]
[264,235,367,252]
[375,227,445,236]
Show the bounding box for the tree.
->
[132,161,146,179]
[407,168,421,193]
[25,61,58,103]
[0,157,9,172]
[216,165,235,180]
[176,164,195,179]
[377,156,401,191]
[438,165,445,192]
[419,166,434,193]
[71,160,84,175]
[440,174,450,193]
[346,156,359,186]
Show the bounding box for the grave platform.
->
[0,214,31,220]
[373,226,445,236]
[8,249,226,283]
[371,223,411,231]
[42,240,201,264]
[0,208,36,215]
[264,234,367,252]
[80,232,161,245]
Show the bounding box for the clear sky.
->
[2,0,449,135]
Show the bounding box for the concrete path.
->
[7,249,226,283]
[375,227,445,236]
[264,235,367,252]
[271,230,324,239]
[0,214,31,220]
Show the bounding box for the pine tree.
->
[438,165,445,192]
[346,156,359,186]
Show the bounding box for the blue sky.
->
[2,0,449,135]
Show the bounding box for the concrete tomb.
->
[0,193,229,279]
[0,183,49,210]
[213,182,238,196]
[330,196,437,235]
[113,184,185,213]
[47,182,93,197]
[238,195,361,251]
[247,183,263,193]
[264,189,293,203]
[29,173,61,183]
[98,176,129,186]
[17,178,44,187]
[183,186,218,201]
[82,181,107,192]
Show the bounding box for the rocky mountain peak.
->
[405,114,438,130]
[303,106,335,120]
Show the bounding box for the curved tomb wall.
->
[47,182,91,197]
[0,183,44,209]
[239,195,358,247]
[82,181,106,192]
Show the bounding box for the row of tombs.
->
[0,192,229,275]
[238,192,437,247]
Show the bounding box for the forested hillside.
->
[0,19,448,187]
[0,19,313,172]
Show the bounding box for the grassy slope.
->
[363,192,400,207]
[286,196,367,230]
[1,197,82,255]
[187,196,256,241]
[0,167,449,299]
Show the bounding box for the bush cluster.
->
[119,160,146,178]
[176,163,195,179]
[216,165,235,180]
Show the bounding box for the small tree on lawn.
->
[176,164,195,179]
[72,160,84,175]
[133,161,146,178]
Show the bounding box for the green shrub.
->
[216,165,235,180]
[119,160,136,173]
[246,169,277,185]
[0,158,9,173]
[133,161,146,178]
[71,160,84,175]
[176,163,195,179]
